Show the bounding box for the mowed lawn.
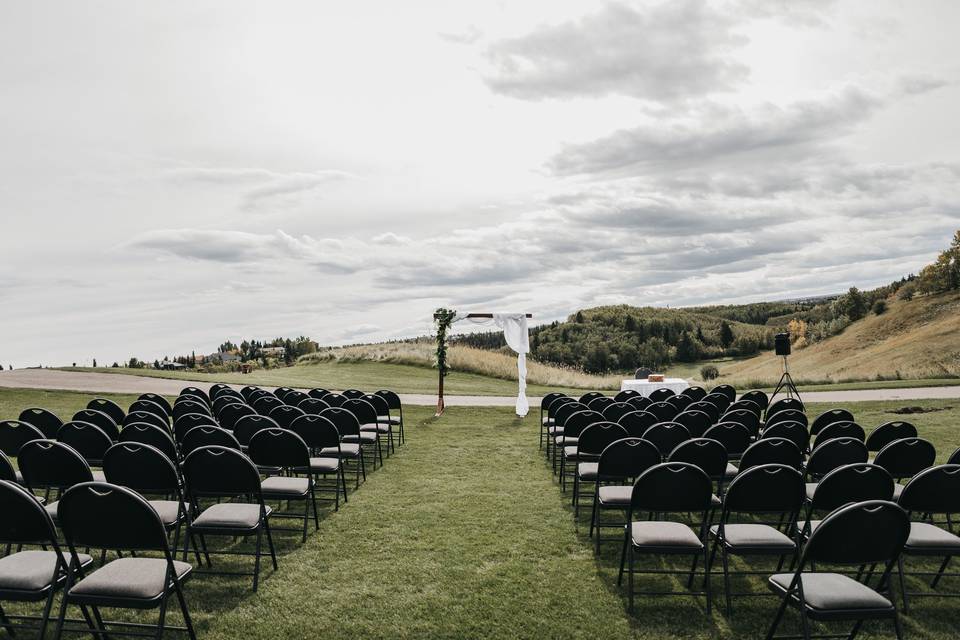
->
[2,388,960,638]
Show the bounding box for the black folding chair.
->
[591,438,661,552]
[86,398,125,426]
[17,408,63,439]
[235,414,280,450]
[18,440,96,521]
[174,413,219,445]
[762,420,810,455]
[866,421,917,454]
[681,386,708,402]
[320,407,375,476]
[708,464,805,615]
[57,422,112,479]
[249,428,319,542]
[643,422,692,460]
[741,389,769,411]
[711,384,737,404]
[767,397,804,421]
[70,409,119,442]
[0,479,93,638]
[873,437,936,500]
[268,404,306,430]
[810,408,855,437]
[736,438,804,473]
[123,410,170,433]
[619,462,714,614]
[813,421,866,449]
[765,500,909,640]
[297,397,331,415]
[137,393,173,418]
[0,420,45,479]
[799,464,894,542]
[570,423,628,518]
[181,446,277,591]
[288,414,350,503]
[617,410,659,439]
[180,426,240,458]
[118,423,179,466]
[649,388,676,402]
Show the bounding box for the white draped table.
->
[620,378,690,396]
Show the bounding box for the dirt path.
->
[1,368,958,406]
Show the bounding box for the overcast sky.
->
[2,0,959,367]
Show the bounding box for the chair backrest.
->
[680,386,708,401]
[613,389,640,403]
[289,414,341,451]
[0,478,60,546]
[740,389,769,410]
[363,394,391,417]
[949,447,960,466]
[703,422,751,459]
[248,388,275,404]
[630,462,712,513]
[625,395,653,412]
[217,402,257,431]
[576,423,628,457]
[209,383,233,399]
[174,412,219,444]
[58,421,113,465]
[285,390,309,407]
[803,500,909,566]
[898,464,960,515]
[18,407,63,439]
[597,438,661,480]
[720,408,760,438]
[601,402,635,423]
[18,439,94,490]
[342,399,379,425]
[274,387,295,402]
[702,392,731,413]
[323,393,348,407]
[873,437,936,480]
[119,423,178,462]
[298,397,331,415]
[642,422,691,459]
[665,394,693,413]
[766,397,804,419]
[667,437,728,480]
[181,426,241,456]
[308,388,331,400]
[805,437,869,480]
[343,388,366,399]
[87,398,125,425]
[809,463,894,512]
[59,481,172,552]
[71,409,119,441]
[174,399,212,422]
[648,388,675,402]
[182,445,262,497]
[319,407,361,438]
[760,420,810,453]
[562,410,605,439]
[249,427,311,470]
[130,399,171,422]
[645,401,678,422]
[710,384,737,403]
[739,437,803,471]
[103,442,180,495]
[240,385,261,402]
[179,386,210,405]
[375,389,403,411]
[686,401,721,423]
[865,421,919,452]
[253,395,285,416]
[765,408,808,429]
[234,414,281,447]
[547,396,576,420]
[813,421,865,449]
[725,399,762,417]
[213,395,242,415]
[722,464,805,515]
[810,408,855,436]
[0,419,45,456]
[587,396,616,413]
[671,410,713,439]
[578,391,605,405]
[617,410,659,438]
[268,404,306,428]
[137,393,173,416]
[0,451,14,482]
[123,410,170,432]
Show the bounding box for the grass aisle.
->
[203,405,638,639]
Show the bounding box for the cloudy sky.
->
[2,0,959,367]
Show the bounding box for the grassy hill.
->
[715,289,960,386]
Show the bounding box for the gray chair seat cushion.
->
[0,550,92,592]
[91,470,106,482]
[309,457,341,474]
[343,433,377,444]
[598,485,632,506]
[796,520,822,535]
[555,436,577,447]
[15,470,24,484]
[768,573,893,611]
[805,483,818,501]
[725,463,738,478]
[542,417,555,426]
[711,494,722,507]
[360,423,391,434]
[631,521,703,550]
[148,500,185,527]
[577,462,598,480]
[711,523,796,551]
[377,415,401,425]
[192,503,271,530]
[261,476,310,497]
[547,426,564,436]
[563,446,583,461]
[320,443,360,457]
[893,483,905,500]
[44,500,60,521]
[905,522,960,552]
[70,557,191,601]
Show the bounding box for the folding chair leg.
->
[720,547,732,615]
[252,527,263,592]
[931,555,951,588]
[37,586,57,638]
[340,466,349,503]
[173,578,197,640]
[302,494,310,542]
[589,484,599,541]
[764,587,791,640]
[848,619,863,640]
[618,528,629,585]
[799,604,813,640]
[155,589,170,640]
[892,609,905,640]
[627,544,635,613]
[703,546,713,616]
[0,603,15,637]
[898,556,910,613]
[264,518,278,569]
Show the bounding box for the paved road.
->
[1,368,958,406]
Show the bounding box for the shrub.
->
[700,364,720,380]
[872,299,888,315]
[898,282,916,300]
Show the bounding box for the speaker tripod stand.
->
[770,355,802,403]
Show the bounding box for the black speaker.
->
[774,332,791,356]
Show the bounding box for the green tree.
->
[675,331,699,362]
[719,321,734,348]
[872,299,887,315]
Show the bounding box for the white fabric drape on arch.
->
[460,313,530,417]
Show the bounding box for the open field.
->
[3,387,960,638]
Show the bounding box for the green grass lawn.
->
[2,388,960,638]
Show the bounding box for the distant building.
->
[159,361,186,370]
[262,347,286,358]
[208,351,239,363]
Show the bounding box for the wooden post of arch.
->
[433,312,532,417]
